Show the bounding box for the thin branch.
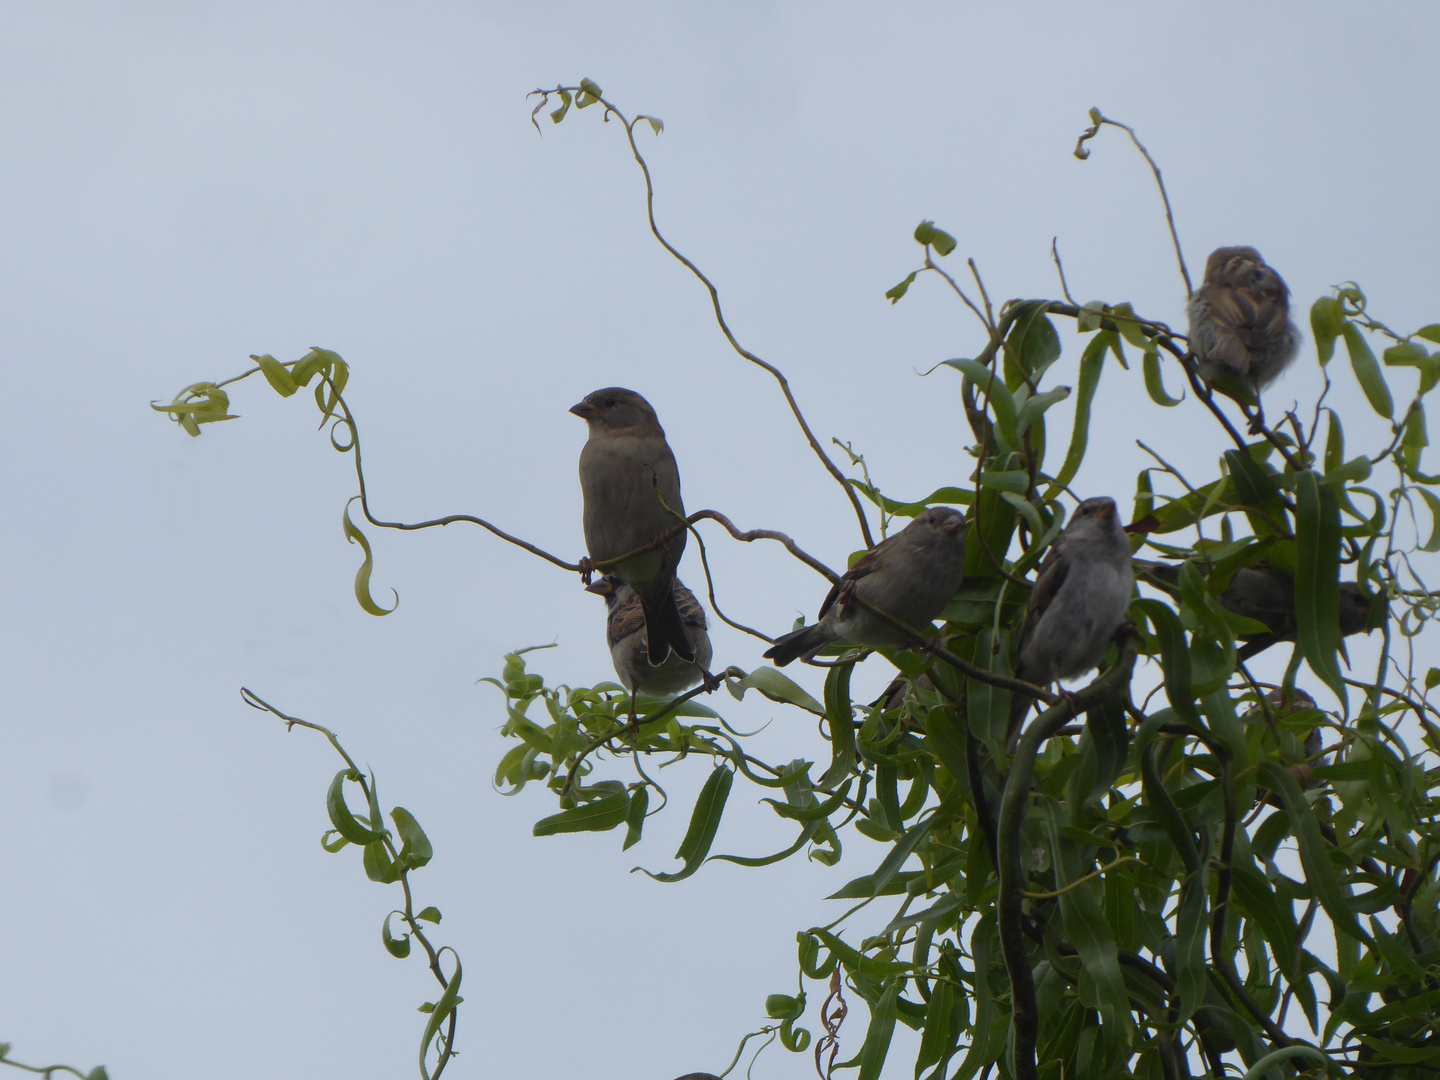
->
[539,86,875,549]
[241,688,461,1078]
[1050,237,1078,306]
[1022,854,1142,899]
[1073,110,1191,296]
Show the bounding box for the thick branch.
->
[996,637,1139,1080]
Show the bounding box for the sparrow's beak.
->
[940,516,964,535]
[569,400,597,420]
[1093,501,1115,520]
[584,579,614,597]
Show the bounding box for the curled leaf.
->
[343,498,398,616]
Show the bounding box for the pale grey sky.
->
[2,3,1438,1078]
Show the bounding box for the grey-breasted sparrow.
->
[572,387,693,664]
[1008,497,1133,748]
[764,507,967,667]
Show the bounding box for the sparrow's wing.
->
[608,588,648,648]
[816,541,885,619]
[673,580,708,631]
[1016,544,1071,658]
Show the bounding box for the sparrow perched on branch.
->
[572,387,693,665]
[587,575,713,699]
[1007,497,1133,749]
[763,507,967,667]
[1135,560,1374,661]
[1187,246,1301,391]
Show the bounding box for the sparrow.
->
[1135,560,1373,661]
[1187,246,1301,391]
[586,575,713,700]
[571,387,693,665]
[763,507,967,667]
[1007,497,1134,749]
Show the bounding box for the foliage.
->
[156,84,1440,1080]
[241,690,462,1080]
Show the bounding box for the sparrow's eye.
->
[604,396,617,407]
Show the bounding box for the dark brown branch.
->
[995,636,1140,1080]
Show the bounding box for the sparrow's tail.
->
[761,624,828,668]
[641,588,696,666]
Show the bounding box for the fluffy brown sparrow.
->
[1135,560,1373,661]
[1008,497,1133,749]
[586,575,713,699]
[763,507,967,667]
[572,387,693,664]
[1187,246,1300,391]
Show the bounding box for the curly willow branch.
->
[1074,110,1192,296]
[240,687,460,1080]
[534,84,876,551]
[322,374,840,589]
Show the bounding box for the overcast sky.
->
[3,4,1438,1079]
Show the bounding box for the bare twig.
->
[1074,110,1191,296]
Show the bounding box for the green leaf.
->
[914,977,957,1079]
[418,954,462,1080]
[1401,403,1429,477]
[549,88,572,124]
[382,911,411,958]
[914,220,957,256]
[1044,331,1107,499]
[623,785,648,851]
[636,113,663,135]
[638,765,733,882]
[532,788,629,836]
[1417,489,1440,552]
[1310,297,1344,365]
[362,839,393,882]
[1418,324,1440,344]
[729,667,824,715]
[1384,341,1429,367]
[1142,351,1184,407]
[1426,667,1440,690]
[326,769,386,845]
[1015,385,1071,438]
[251,353,299,397]
[343,498,398,617]
[886,271,918,304]
[1342,323,1394,418]
[87,1070,110,1080]
[1173,866,1208,1024]
[417,906,441,924]
[820,663,857,788]
[391,807,433,870]
[866,814,936,898]
[1294,471,1346,705]
[575,77,603,107]
[856,978,900,1080]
